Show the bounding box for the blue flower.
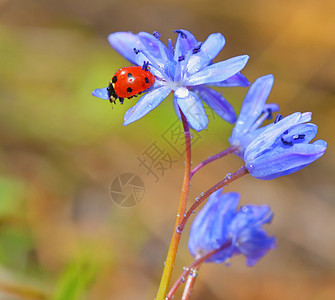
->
[92,30,249,131]
[188,189,276,266]
[244,112,327,180]
[229,74,280,158]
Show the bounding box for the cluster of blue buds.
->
[229,75,327,180]
[188,189,276,266]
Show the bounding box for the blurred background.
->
[0,0,334,299]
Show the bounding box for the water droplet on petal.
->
[200,192,204,196]
[241,206,249,213]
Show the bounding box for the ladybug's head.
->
[107,80,119,104]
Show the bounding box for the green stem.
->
[156,109,192,300]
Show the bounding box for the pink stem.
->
[177,166,248,234]
[190,146,238,179]
[166,240,232,300]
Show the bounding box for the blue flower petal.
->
[175,89,209,131]
[246,140,327,180]
[233,75,274,138]
[173,97,182,120]
[173,29,198,61]
[263,103,280,113]
[237,229,276,266]
[193,86,236,123]
[230,126,269,158]
[313,139,327,148]
[231,205,273,233]
[188,190,239,262]
[300,112,312,123]
[284,123,318,144]
[244,112,302,162]
[186,33,226,75]
[92,87,109,100]
[211,72,250,87]
[138,32,168,63]
[108,32,146,65]
[123,86,171,126]
[229,205,275,266]
[184,55,249,86]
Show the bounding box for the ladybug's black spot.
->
[127,73,133,80]
[112,76,117,83]
[127,87,133,93]
[145,77,149,84]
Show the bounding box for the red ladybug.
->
[107,62,155,104]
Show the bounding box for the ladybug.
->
[107,61,155,104]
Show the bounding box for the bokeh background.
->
[0,0,334,299]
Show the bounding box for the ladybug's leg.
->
[119,98,124,104]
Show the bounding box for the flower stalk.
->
[166,241,232,300]
[181,266,199,300]
[156,109,192,300]
[190,146,238,179]
[178,166,249,233]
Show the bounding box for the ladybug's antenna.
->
[142,61,150,71]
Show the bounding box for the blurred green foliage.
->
[52,259,98,300]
